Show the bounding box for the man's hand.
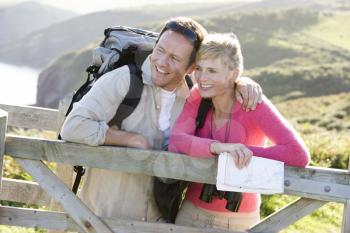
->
[104,126,151,150]
[127,133,152,150]
[235,76,263,111]
[210,142,253,169]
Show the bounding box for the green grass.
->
[275,92,350,132]
[282,202,343,233]
[260,195,343,233]
[0,226,46,233]
[302,12,350,52]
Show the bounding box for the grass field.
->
[302,12,350,52]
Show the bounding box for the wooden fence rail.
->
[4,135,350,204]
[0,104,349,233]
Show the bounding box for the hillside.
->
[36,8,350,108]
[235,0,339,11]
[0,0,340,69]
[0,1,77,45]
[0,1,248,69]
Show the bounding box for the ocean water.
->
[0,62,40,106]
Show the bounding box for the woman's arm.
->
[169,87,217,157]
[246,96,310,167]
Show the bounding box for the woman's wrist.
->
[210,142,220,155]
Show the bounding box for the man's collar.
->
[141,55,153,86]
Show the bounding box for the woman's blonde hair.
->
[196,33,243,71]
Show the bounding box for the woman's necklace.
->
[210,109,232,143]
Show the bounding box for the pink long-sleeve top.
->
[169,86,310,213]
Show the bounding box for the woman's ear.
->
[232,68,241,80]
[229,68,241,87]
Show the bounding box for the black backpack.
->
[59,26,158,193]
[153,98,212,223]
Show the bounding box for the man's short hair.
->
[158,17,208,67]
[196,33,244,71]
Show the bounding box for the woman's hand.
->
[210,142,253,169]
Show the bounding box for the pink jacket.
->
[169,86,310,212]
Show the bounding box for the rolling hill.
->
[0,0,341,69]
[35,8,350,108]
[0,1,77,45]
[0,1,249,69]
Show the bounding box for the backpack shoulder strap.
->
[108,63,144,128]
[195,98,212,130]
[184,75,194,89]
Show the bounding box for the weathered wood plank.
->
[0,206,243,233]
[284,177,350,203]
[0,178,51,206]
[5,136,350,203]
[341,162,350,233]
[49,99,74,214]
[0,206,79,231]
[0,109,8,189]
[0,104,58,131]
[249,198,327,232]
[6,136,216,183]
[342,200,350,233]
[56,96,70,133]
[15,158,113,233]
[286,166,349,185]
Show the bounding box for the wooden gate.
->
[0,103,349,233]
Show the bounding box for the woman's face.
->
[194,57,238,99]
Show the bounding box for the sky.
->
[0,0,259,14]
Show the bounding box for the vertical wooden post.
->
[54,97,74,192]
[49,97,75,233]
[341,160,350,233]
[0,109,8,190]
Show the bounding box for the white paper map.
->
[216,152,284,194]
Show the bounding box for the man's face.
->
[150,30,194,91]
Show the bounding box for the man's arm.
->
[104,126,151,149]
[235,76,263,111]
[60,66,150,149]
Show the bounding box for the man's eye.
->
[171,56,180,62]
[209,69,217,73]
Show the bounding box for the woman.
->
[168,33,310,231]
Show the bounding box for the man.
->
[60,17,262,222]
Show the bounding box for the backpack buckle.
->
[86,65,99,74]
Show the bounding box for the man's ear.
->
[186,64,196,74]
